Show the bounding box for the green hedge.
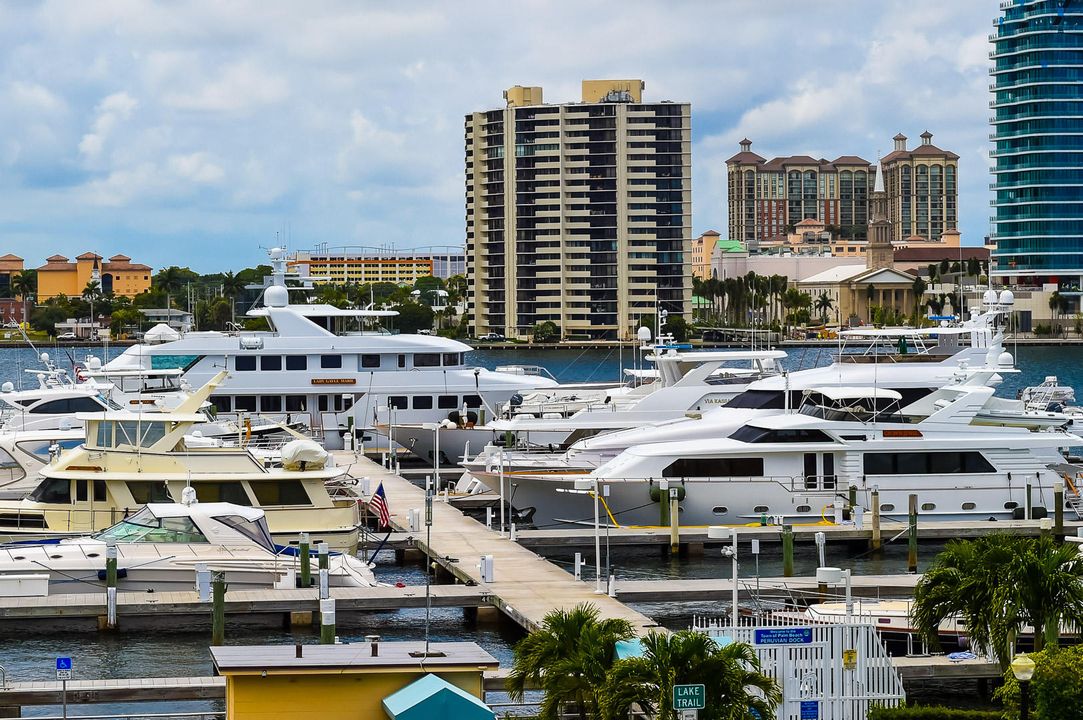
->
[867,706,1002,720]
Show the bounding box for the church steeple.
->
[866,162,893,271]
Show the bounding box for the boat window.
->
[213,514,275,553]
[286,355,307,371]
[796,505,811,513]
[921,503,936,511]
[95,508,209,544]
[251,481,310,506]
[210,396,231,413]
[17,438,83,458]
[729,426,833,443]
[662,457,764,477]
[881,503,895,512]
[235,356,257,371]
[127,481,172,504]
[260,396,282,412]
[712,506,728,515]
[463,395,483,408]
[114,421,167,448]
[443,353,460,367]
[438,395,459,410]
[414,354,440,368]
[0,448,19,470]
[318,395,329,412]
[754,505,769,513]
[261,356,282,371]
[962,502,976,510]
[388,396,408,410]
[1004,501,1018,510]
[94,479,106,502]
[725,390,799,410]
[398,355,406,368]
[413,396,433,410]
[192,482,252,505]
[30,478,71,504]
[320,355,342,369]
[234,396,257,412]
[285,395,306,412]
[28,397,108,414]
[863,452,995,475]
[76,479,88,502]
[360,354,380,369]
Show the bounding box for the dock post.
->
[669,487,680,554]
[1040,517,1053,539]
[907,494,918,574]
[781,525,794,577]
[299,532,311,588]
[658,482,670,528]
[105,540,118,630]
[320,598,336,644]
[574,552,583,581]
[1055,481,1065,540]
[1026,481,1033,520]
[848,485,857,521]
[211,571,226,646]
[318,542,330,600]
[870,487,881,554]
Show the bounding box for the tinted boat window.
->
[729,426,832,443]
[662,457,764,477]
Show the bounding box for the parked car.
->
[417,329,434,335]
[478,332,505,341]
[56,332,77,340]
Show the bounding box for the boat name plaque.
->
[311,378,358,385]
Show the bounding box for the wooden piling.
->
[669,488,680,554]
[319,598,336,644]
[1026,482,1033,521]
[848,485,857,521]
[907,494,918,574]
[211,571,226,646]
[104,541,118,631]
[299,532,311,588]
[870,488,882,554]
[1055,481,1065,540]
[782,525,794,577]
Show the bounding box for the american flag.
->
[370,482,391,529]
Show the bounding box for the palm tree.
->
[911,277,928,319]
[507,603,635,720]
[155,266,184,309]
[814,292,834,324]
[10,270,36,323]
[220,270,246,324]
[601,630,781,720]
[913,534,1083,668]
[82,280,102,329]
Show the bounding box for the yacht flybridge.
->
[0,372,366,551]
[497,383,1083,529]
[99,248,556,449]
[0,501,378,594]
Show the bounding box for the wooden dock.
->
[0,584,490,629]
[338,453,660,633]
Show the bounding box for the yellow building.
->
[290,250,465,286]
[691,231,721,279]
[210,641,498,720]
[37,252,152,300]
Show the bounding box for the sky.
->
[0,1,997,273]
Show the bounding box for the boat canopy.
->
[805,387,904,402]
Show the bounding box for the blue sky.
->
[0,1,995,273]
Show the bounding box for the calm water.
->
[0,341,1077,713]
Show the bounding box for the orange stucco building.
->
[37,252,152,300]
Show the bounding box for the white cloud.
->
[167,152,225,184]
[164,60,288,112]
[79,91,138,160]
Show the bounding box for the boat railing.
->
[494,365,559,382]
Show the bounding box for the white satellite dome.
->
[265,285,289,308]
[86,356,102,370]
[982,289,998,306]
[0,382,12,393]
[998,351,1015,368]
[637,327,652,342]
[998,290,1015,306]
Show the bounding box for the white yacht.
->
[100,249,556,449]
[498,383,1083,528]
[0,501,378,595]
[0,428,84,499]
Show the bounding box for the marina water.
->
[0,342,1077,714]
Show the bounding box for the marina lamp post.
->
[815,567,854,616]
[556,478,606,594]
[421,422,442,492]
[707,526,739,629]
[1011,653,1036,720]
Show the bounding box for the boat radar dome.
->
[269,247,286,261]
[39,352,49,363]
[0,382,11,393]
[265,285,289,308]
[637,327,652,342]
[998,290,1015,306]
[86,356,102,370]
[181,486,198,506]
[982,289,999,306]
[998,351,1015,368]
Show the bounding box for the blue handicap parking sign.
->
[56,657,72,671]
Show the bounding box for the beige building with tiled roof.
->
[880,131,959,243]
[37,252,152,300]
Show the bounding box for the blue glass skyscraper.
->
[991,1,1083,287]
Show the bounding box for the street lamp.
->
[708,526,739,629]
[1011,653,1036,720]
[556,478,606,594]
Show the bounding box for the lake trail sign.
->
[673,683,706,710]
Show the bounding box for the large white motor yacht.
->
[499,383,1083,528]
[0,500,377,595]
[99,249,556,449]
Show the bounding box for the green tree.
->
[154,266,185,309]
[662,315,692,342]
[220,270,246,324]
[109,307,142,338]
[507,603,634,720]
[911,277,928,315]
[995,645,1083,720]
[10,270,36,323]
[814,293,834,324]
[390,302,434,334]
[600,630,781,720]
[532,320,560,343]
[913,534,1083,668]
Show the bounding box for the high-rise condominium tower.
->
[465,80,691,340]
